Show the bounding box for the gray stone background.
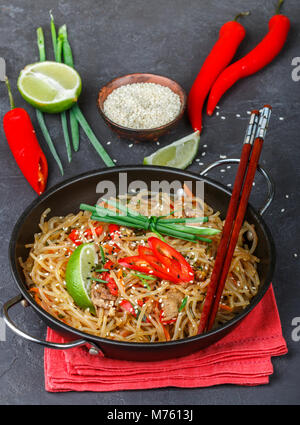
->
[0,0,299,405]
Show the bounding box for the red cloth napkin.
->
[44,285,287,392]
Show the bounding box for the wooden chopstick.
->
[198,106,271,334]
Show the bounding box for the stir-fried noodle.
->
[20,190,260,342]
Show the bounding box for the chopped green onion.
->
[132,272,157,281]
[94,267,109,273]
[179,296,188,312]
[99,246,106,264]
[92,277,109,284]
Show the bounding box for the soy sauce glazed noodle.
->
[20,190,260,342]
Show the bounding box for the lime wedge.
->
[65,243,96,313]
[17,61,82,113]
[143,131,200,169]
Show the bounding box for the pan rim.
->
[9,165,276,349]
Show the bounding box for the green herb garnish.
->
[80,202,220,243]
[99,245,106,264]
[179,296,188,312]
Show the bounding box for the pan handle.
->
[2,294,103,355]
[200,159,274,215]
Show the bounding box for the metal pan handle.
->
[200,158,274,215]
[2,294,102,355]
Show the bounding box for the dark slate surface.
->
[0,0,299,405]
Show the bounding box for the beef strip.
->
[91,282,116,313]
[162,289,183,322]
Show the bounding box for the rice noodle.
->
[20,190,260,342]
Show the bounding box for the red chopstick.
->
[198,106,272,334]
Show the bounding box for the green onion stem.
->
[36,27,46,61]
[35,26,64,175]
[93,277,109,284]
[73,104,115,167]
[36,110,64,175]
[99,246,106,264]
[58,24,80,152]
[179,296,188,312]
[55,30,72,162]
[50,10,58,60]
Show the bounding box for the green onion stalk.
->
[35,27,64,175]
[54,16,115,167]
[50,12,72,163]
[80,202,220,243]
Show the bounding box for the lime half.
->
[65,243,96,313]
[17,61,82,113]
[143,131,200,169]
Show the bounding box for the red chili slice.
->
[68,225,103,246]
[99,272,118,296]
[118,255,173,282]
[119,299,137,317]
[138,246,180,282]
[84,225,103,239]
[68,229,81,246]
[148,237,194,282]
[104,260,114,270]
[108,224,120,239]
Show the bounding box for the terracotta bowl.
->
[97,73,187,142]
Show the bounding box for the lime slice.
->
[17,61,82,113]
[143,131,200,169]
[65,243,96,313]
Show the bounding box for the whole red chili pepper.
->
[188,12,250,132]
[3,77,48,195]
[207,0,290,116]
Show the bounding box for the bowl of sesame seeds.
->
[97,73,186,142]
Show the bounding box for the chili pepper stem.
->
[233,11,250,21]
[275,0,284,14]
[4,77,15,110]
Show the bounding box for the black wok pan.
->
[3,163,275,361]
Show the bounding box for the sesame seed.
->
[221,116,226,120]
[279,117,284,120]
[103,82,181,129]
[281,208,285,213]
[236,114,241,118]
[107,141,111,145]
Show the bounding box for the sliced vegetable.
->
[179,296,188,312]
[99,272,118,296]
[147,237,194,282]
[68,225,103,245]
